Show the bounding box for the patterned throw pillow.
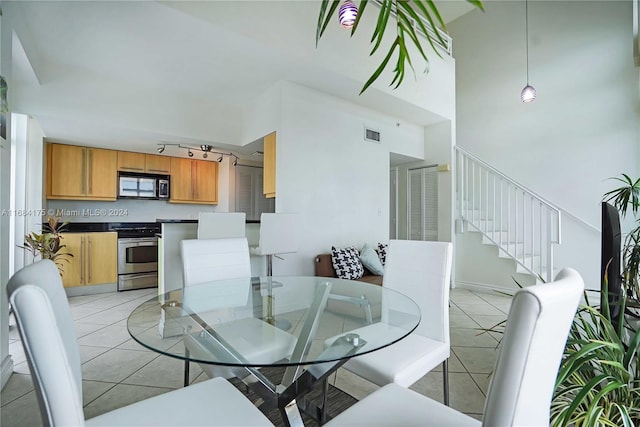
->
[376,243,388,266]
[331,246,365,280]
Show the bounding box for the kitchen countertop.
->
[62,222,160,233]
[156,219,260,224]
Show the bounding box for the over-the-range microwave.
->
[118,172,169,200]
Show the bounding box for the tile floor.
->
[1,286,511,426]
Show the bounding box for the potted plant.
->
[550,271,640,426]
[18,216,73,275]
[544,178,640,426]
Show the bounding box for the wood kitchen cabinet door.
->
[48,144,86,198]
[87,148,117,199]
[47,143,116,200]
[59,232,116,288]
[60,233,84,288]
[170,157,194,201]
[117,151,146,172]
[85,232,117,285]
[193,160,218,203]
[263,132,276,198]
[145,154,171,174]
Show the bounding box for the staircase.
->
[455,147,561,283]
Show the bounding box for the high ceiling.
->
[6,1,476,158]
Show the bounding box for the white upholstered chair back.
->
[181,237,251,287]
[255,213,298,256]
[7,260,85,427]
[383,240,452,342]
[197,212,246,239]
[482,268,583,426]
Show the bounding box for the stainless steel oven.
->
[114,223,160,291]
[118,237,158,275]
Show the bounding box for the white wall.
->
[450,1,639,291]
[272,82,425,276]
[0,12,13,390]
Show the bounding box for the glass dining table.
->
[127,276,420,426]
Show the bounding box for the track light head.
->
[188,149,193,158]
[202,152,208,159]
[157,145,165,154]
[232,158,238,166]
[217,155,223,163]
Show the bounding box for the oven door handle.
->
[118,240,158,247]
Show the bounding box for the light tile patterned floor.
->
[1,287,511,426]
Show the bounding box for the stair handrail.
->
[455,146,563,282]
[455,146,599,234]
[455,147,558,214]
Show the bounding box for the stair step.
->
[497,244,528,258]
[515,255,543,274]
[481,231,511,243]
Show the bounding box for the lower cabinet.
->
[61,232,117,288]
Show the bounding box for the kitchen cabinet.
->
[47,143,117,200]
[118,151,171,174]
[60,232,117,288]
[117,151,146,172]
[170,157,218,204]
[145,154,171,174]
[263,132,276,198]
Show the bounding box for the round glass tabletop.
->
[127,276,420,368]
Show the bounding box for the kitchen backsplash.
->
[46,199,221,223]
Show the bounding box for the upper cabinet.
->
[117,151,146,172]
[170,157,218,204]
[47,143,215,203]
[144,154,171,174]
[118,151,171,174]
[263,132,276,199]
[47,143,117,200]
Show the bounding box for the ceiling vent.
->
[364,127,381,144]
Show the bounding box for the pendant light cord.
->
[525,0,530,84]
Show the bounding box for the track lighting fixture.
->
[156,143,239,166]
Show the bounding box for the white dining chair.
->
[7,259,273,427]
[197,212,246,239]
[334,240,453,403]
[180,237,296,385]
[326,268,584,426]
[250,213,298,276]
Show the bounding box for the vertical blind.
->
[408,166,438,241]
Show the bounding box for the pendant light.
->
[338,0,358,29]
[520,0,536,103]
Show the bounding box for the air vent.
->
[364,127,381,143]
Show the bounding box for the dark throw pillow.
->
[331,246,365,280]
[376,242,388,266]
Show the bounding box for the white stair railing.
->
[455,147,561,282]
